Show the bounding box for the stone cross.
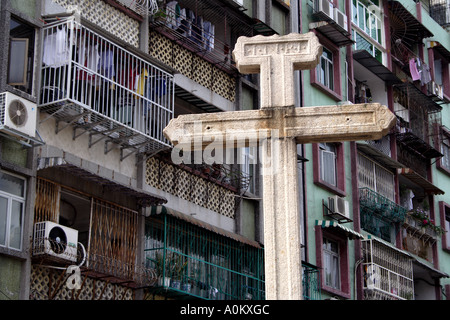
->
[163,32,396,300]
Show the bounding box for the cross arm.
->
[163,103,396,149]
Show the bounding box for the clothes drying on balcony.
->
[99,49,116,80]
[164,2,216,52]
[42,25,71,68]
[409,57,432,86]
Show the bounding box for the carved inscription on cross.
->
[234,33,320,108]
[164,32,396,300]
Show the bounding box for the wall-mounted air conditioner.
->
[314,0,334,19]
[364,264,381,290]
[334,8,348,30]
[0,92,37,138]
[328,195,350,218]
[33,221,78,263]
[429,81,443,99]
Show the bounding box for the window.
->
[313,142,345,195]
[317,48,334,91]
[439,202,450,252]
[241,146,257,194]
[323,238,340,289]
[320,143,337,186]
[357,152,395,201]
[445,208,450,249]
[351,0,382,44]
[353,31,383,62]
[310,35,342,101]
[0,171,26,250]
[315,226,350,298]
[351,0,383,63]
[8,17,35,94]
[438,128,450,174]
[271,2,287,35]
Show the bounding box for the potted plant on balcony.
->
[409,208,446,237]
[155,252,171,288]
[170,255,188,290]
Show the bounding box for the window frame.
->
[439,201,450,253]
[313,142,346,196]
[317,47,334,91]
[323,237,341,289]
[351,0,383,45]
[0,170,26,251]
[437,126,450,175]
[428,47,450,100]
[310,33,342,101]
[7,16,36,95]
[8,37,29,86]
[315,226,351,298]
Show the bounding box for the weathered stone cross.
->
[163,32,396,300]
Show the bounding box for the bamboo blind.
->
[34,178,60,224]
[88,199,139,280]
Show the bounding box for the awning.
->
[357,142,405,170]
[37,156,167,207]
[429,41,450,62]
[365,235,414,259]
[353,50,402,85]
[397,168,445,195]
[413,257,450,279]
[309,21,354,47]
[149,205,262,248]
[315,220,364,240]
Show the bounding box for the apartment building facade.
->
[303,0,450,300]
[2,0,450,302]
[0,0,298,300]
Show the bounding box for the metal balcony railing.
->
[359,188,408,224]
[39,17,174,160]
[430,0,450,26]
[302,262,321,300]
[144,214,265,300]
[361,238,414,300]
[149,4,235,73]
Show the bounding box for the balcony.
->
[359,187,408,242]
[362,237,414,300]
[148,0,260,75]
[310,0,353,47]
[144,209,265,300]
[144,206,323,300]
[393,83,442,160]
[145,152,251,219]
[39,17,174,161]
[302,262,322,300]
[430,0,450,26]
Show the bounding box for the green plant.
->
[154,251,187,280]
[152,9,167,20]
[409,209,446,236]
[171,254,188,280]
[154,251,168,277]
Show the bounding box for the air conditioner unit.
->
[328,195,350,218]
[315,0,334,19]
[334,8,348,30]
[429,81,443,99]
[0,92,37,138]
[33,221,78,263]
[364,264,381,290]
